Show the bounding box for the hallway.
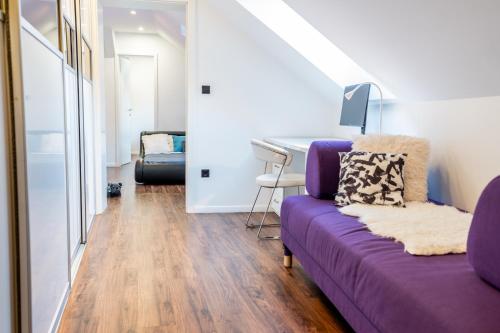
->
[58,162,351,332]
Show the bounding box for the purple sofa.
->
[281,140,500,333]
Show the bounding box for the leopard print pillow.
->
[335,151,407,207]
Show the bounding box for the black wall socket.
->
[201,169,210,178]
[201,85,211,94]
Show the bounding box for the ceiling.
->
[283,0,500,101]
[102,0,500,102]
[101,0,186,11]
[102,0,186,57]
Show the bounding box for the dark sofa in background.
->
[281,140,500,333]
[134,131,185,184]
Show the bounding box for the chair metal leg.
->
[257,186,280,240]
[245,186,262,228]
[297,186,300,196]
[246,186,280,229]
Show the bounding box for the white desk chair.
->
[246,139,305,240]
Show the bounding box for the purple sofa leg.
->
[283,244,293,268]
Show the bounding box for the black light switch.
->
[201,169,210,178]
[201,85,211,94]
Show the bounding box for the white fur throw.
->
[353,135,430,202]
[339,202,473,256]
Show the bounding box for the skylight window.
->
[235,0,395,99]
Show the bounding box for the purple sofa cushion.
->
[280,195,339,245]
[282,196,500,333]
[306,140,352,199]
[468,176,500,290]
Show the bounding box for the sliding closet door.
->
[0,10,14,333]
[18,0,73,331]
[83,72,96,232]
[64,43,82,262]
[62,1,84,265]
[20,23,70,333]
[80,0,96,232]
[7,0,98,329]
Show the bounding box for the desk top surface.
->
[263,137,345,153]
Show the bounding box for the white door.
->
[118,56,132,165]
[128,56,156,154]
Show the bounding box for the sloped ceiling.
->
[102,0,185,57]
[283,0,500,101]
[103,0,499,102]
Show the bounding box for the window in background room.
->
[21,0,60,50]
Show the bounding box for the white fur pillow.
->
[142,134,173,155]
[352,135,430,202]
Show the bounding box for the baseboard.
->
[71,244,86,283]
[188,204,272,214]
[49,283,70,333]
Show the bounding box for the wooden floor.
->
[58,162,352,333]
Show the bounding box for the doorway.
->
[117,54,158,165]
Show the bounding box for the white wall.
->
[186,0,339,212]
[104,57,118,165]
[115,32,185,131]
[94,1,108,214]
[357,97,500,213]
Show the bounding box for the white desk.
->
[264,136,343,153]
[263,137,343,214]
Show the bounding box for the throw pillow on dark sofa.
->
[173,135,186,152]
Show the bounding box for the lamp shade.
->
[344,83,366,100]
[341,82,384,134]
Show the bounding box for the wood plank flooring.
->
[58,162,352,333]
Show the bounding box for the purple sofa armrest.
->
[467,175,500,290]
[306,140,352,199]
